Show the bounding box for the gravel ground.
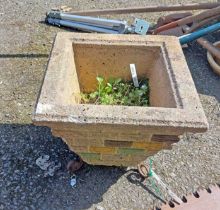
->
[0,0,220,209]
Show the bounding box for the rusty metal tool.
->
[160,185,220,210]
[156,12,192,28]
[153,6,220,34]
[197,38,220,61]
[186,14,220,33]
[71,3,220,16]
[207,41,220,76]
[182,26,220,61]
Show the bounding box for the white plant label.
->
[130,64,139,87]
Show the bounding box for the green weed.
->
[81,76,150,106]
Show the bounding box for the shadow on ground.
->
[126,171,166,204]
[183,32,220,102]
[0,124,125,210]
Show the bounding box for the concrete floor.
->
[0,0,220,209]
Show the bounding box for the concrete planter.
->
[33,33,208,166]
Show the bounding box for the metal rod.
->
[61,13,126,28]
[151,170,183,204]
[186,14,220,33]
[47,11,127,28]
[179,22,220,45]
[197,37,220,60]
[46,18,120,34]
[154,6,220,34]
[71,3,220,16]
[47,11,128,32]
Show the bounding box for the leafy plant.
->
[81,76,149,106]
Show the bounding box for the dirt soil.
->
[0,0,220,210]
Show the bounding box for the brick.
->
[160,141,176,150]
[117,148,146,155]
[131,155,149,162]
[132,142,164,151]
[88,159,136,167]
[53,130,88,138]
[102,132,151,142]
[68,138,104,147]
[118,133,151,142]
[104,140,132,147]
[69,146,88,153]
[151,135,179,142]
[60,134,104,147]
[89,146,116,154]
[102,154,130,161]
[78,152,100,161]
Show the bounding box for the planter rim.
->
[33,33,208,133]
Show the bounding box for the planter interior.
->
[73,43,176,108]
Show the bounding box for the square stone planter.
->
[33,32,208,166]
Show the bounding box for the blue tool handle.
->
[179,22,220,45]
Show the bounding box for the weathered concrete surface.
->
[33,33,208,166]
[0,0,219,209]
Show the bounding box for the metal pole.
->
[71,3,220,16]
[154,6,220,34]
[47,11,127,29]
[46,18,121,34]
[46,13,149,35]
[197,37,220,60]
[179,22,220,45]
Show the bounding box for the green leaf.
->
[114,78,122,84]
[89,92,98,99]
[96,76,104,84]
[108,78,115,85]
[81,76,149,106]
